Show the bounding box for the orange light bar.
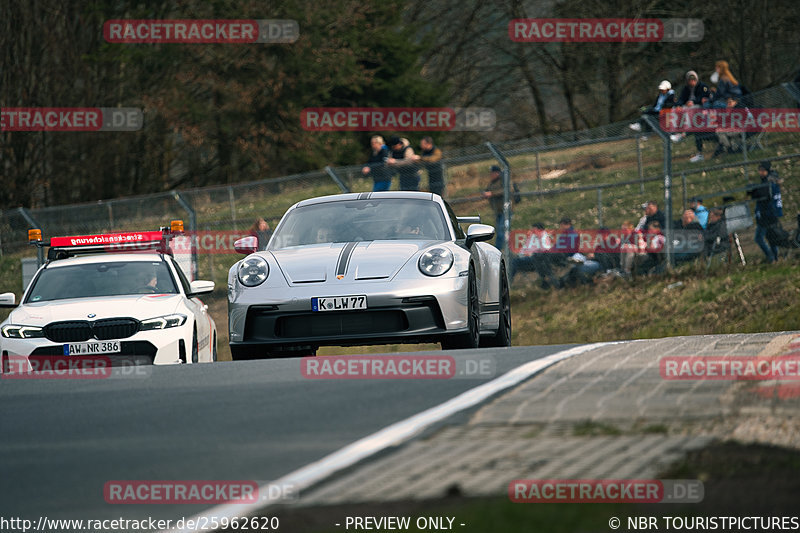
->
[28,229,42,242]
[170,220,184,233]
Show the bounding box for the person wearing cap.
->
[629,80,677,133]
[482,165,511,251]
[386,136,421,191]
[677,71,711,108]
[361,135,392,192]
[747,160,783,263]
[689,197,708,229]
[676,71,713,160]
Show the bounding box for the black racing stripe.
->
[336,242,358,277]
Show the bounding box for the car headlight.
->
[237,256,269,287]
[140,314,187,331]
[418,247,454,277]
[1,324,45,339]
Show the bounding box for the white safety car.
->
[0,223,217,369]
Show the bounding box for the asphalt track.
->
[0,345,571,525]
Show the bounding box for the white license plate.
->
[312,295,367,312]
[63,341,121,355]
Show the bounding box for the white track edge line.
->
[167,342,612,533]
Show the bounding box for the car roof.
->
[295,191,437,209]
[42,253,167,269]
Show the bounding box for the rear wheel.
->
[482,263,512,347]
[441,265,480,350]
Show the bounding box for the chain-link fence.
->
[2,83,799,282]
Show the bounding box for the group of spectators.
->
[361,135,445,195]
[509,160,791,289]
[629,60,754,162]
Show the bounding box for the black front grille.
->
[93,318,139,340]
[44,321,93,342]
[43,318,140,342]
[31,341,158,362]
[275,311,408,338]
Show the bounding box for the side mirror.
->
[0,292,16,308]
[465,224,495,247]
[187,280,215,297]
[234,236,258,255]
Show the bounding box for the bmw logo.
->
[87,313,96,318]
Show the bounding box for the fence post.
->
[17,207,45,267]
[486,142,511,260]
[535,151,542,196]
[637,134,644,194]
[643,115,673,267]
[325,166,350,193]
[228,186,237,231]
[172,191,198,281]
[597,188,604,228]
[681,172,687,211]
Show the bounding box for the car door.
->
[169,258,212,362]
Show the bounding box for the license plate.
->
[63,341,121,355]
[312,295,367,312]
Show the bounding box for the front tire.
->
[441,265,480,350]
[482,263,512,347]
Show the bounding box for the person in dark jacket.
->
[677,70,711,107]
[676,71,714,161]
[386,136,421,191]
[673,209,704,264]
[710,60,742,108]
[361,135,391,191]
[629,80,678,133]
[413,136,445,196]
[704,208,728,257]
[747,160,783,262]
[636,200,666,231]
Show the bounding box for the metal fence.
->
[2,83,799,280]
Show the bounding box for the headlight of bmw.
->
[238,256,269,287]
[140,314,187,331]
[1,324,45,339]
[418,247,454,277]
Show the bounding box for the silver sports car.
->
[227,192,511,359]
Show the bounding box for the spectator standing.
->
[414,136,445,196]
[249,217,271,251]
[482,165,510,251]
[747,161,783,263]
[361,135,391,192]
[386,136,421,191]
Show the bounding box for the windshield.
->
[25,260,178,303]
[270,198,450,249]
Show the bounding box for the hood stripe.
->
[336,242,358,277]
